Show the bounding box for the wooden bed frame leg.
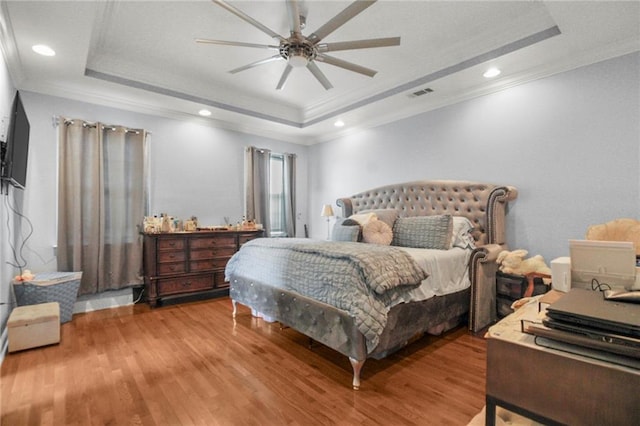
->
[231,299,237,318]
[349,357,365,390]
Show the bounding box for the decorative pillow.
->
[331,218,361,242]
[451,216,477,250]
[392,215,453,250]
[348,212,376,226]
[341,218,361,227]
[331,225,360,242]
[362,218,393,245]
[359,209,399,229]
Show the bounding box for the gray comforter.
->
[225,238,428,351]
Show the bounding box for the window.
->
[245,146,295,238]
[269,154,286,236]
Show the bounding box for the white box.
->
[551,256,571,292]
[8,302,61,353]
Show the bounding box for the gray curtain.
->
[245,146,271,236]
[57,119,147,295]
[283,153,296,237]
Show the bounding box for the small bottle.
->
[161,214,171,233]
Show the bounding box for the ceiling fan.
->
[196,0,400,90]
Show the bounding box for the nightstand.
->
[496,271,549,318]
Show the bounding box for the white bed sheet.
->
[393,246,472,305]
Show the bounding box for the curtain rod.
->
[52,115,151,135]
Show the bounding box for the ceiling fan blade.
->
[315,54,377,77]
[276,64,293,90]
[308,0,377,44]
[307,62,334,90]
[230,55,284,74]
[285,0,302,37]
[318,37,400,52]
[195,39,280,50]
[212,0,286,42]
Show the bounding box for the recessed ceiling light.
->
[198,109,212,117]
[32,44,55,57]
[483,67,501,78]
[334,120,345,127]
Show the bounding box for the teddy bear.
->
[13,269,35,282]
[497,249,552,277]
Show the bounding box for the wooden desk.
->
[485,297,640,426]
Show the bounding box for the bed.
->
[226,180,517,389]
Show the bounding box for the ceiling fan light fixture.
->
[288,53,309,68]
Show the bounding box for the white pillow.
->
[451,216,476,249]
[358,209,399,229]
[349,212,376,226]
[362,218,393,245]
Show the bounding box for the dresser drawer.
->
[239,233,261,246]
[190,247,235,260]
[158,238,185,250]
[190,257,230,272]
[190,236,236,249]
[158,262,186,275]
[496,274,527,299]
[214,271,229,288]
[158,251,186,263]
[156,275,214,296]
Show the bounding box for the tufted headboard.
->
[336,180,518,247]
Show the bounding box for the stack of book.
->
[524,288,640,369]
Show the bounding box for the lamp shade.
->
[321,204,334,217]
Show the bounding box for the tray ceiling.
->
[1,1,638,144]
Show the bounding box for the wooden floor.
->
[1,297,487,425]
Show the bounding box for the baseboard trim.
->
[73,288,134,314]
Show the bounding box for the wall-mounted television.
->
[1,91,30,189]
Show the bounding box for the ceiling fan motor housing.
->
[280,40,316,67]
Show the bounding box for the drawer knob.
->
[182,281,191,287]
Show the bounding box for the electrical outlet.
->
[0,117,7,141]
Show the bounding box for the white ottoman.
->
[8,302,61,353]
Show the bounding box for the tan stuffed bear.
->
[497,249,552,276]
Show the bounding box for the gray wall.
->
[1,49,638,361]
[16,92,311,276]
[308,52,640,263]
[0,90,311,357]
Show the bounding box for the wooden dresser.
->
[142,230,263,307]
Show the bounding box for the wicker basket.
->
[13,272,83,323]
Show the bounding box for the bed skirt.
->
[229,275,469,362]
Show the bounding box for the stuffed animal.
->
[13,269,35,282]
[497,249,552,277]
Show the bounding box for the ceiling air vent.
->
[408,87,434,98]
